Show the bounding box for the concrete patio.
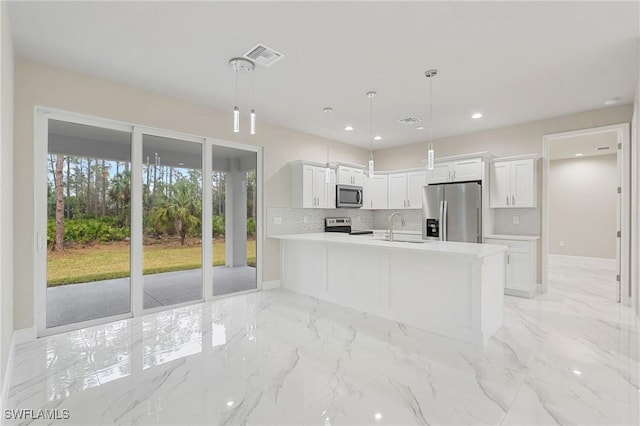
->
[46,266,256,328]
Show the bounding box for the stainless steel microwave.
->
[336,184,363,208]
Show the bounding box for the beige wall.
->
[549,155,617,258]
[13,58,369,330]
[0,1,15,389]
[374,104,633,170]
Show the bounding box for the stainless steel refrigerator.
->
[422,181,482,243]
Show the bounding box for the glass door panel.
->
[46,119,132,328]
[211,146,257,296]
[142,135,203,308]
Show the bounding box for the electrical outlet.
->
[559,240,565,247]
[512,216,520,225]
[303,215,308,224]
[273,216,282,225]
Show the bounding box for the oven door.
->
[336,184,363,208]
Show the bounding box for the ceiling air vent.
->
[242,43,285,68]
[596,146,611,151]
[398,116,421,126]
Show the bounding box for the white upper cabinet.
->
[387,173,408,209]
[337,165,365,186]
[489,156,537,208]
[363,174,388,209]
[291,161,334,209]
[426,157,482,184]
[387,171,424,209]
[407,171,426,209]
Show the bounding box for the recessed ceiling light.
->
[572,369,582,376]
[604,98,619,106]
[416,126,425,131]
[575,153,584,157]
[374,412,383,421]
[471,113,483,119]
[344,125,354,131]
[374,136,382,141]
[226,401,234,407]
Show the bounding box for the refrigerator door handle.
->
[439,200,445,241]
[442,200,448,241]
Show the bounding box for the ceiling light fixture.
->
[324,107,333,183]
[229,57,256,134]
[344,125,354,131]
[604,98,619,106]
[425,69,438,170]
[366,91,377,177]
[575,153,584,157]
[374,136,382,141]
[416,126,425,131]
[471,112,483,119]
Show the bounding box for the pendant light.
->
[425,69,437,170]
[323,107,333,183]
[366,91,377,177]
[229,57,256,134]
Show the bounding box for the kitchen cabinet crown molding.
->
[290,159,336,169]
[489,153,540,163]
[328,161,366,170]
[431,151,495,163]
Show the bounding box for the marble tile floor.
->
[3,255,638,425]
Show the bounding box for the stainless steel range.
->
[324,217,373,235]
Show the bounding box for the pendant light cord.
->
[235,66,239,106]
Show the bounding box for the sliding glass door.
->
[45,119,133,328]
[211,146,258,296]
[38,109,262,335]
[141,134,204,309]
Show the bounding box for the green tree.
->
[150,180,201,245]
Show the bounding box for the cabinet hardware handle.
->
[507,254,510,264]
[506,196,509,206]
[512,195,515,205]
[453,171,456,180]
[407,200,410,207]
[448,171,451,181]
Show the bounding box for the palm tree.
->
[150,180,201,245]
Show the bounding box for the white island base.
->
[273,233,507,346]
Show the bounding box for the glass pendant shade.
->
[325,167,331,184]
[369,159,375,177]
[427,143,435,170]
[250,109,256,135]
[233,106,240,133]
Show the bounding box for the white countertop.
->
[484,234,540,241]
[271,233,507,258]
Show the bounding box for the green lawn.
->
[47,239,256,286]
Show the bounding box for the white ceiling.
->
[9,1,639,149]
[549,132,617,160]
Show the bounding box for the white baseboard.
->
[13,327,35,345]
[262,280,280,290]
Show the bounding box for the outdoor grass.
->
[47,239,257,286]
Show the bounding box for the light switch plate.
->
[512,216,520,225]
[273,216,282,225]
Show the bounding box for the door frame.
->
[34,107,263,337]
[541,123,631,305]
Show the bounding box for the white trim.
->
[12,327,35,345]
[542,123,631,305]
[262,280,280,290]
[34,107,265,336]
[488,153,540,163]
[202,141,214,301]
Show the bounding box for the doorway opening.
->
[542,123,630,305]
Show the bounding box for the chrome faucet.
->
[388,211,406,242]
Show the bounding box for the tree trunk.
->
[101,159,107,216]
[53,155,65,251]
[86,158,92,216]
[65,157,71,218]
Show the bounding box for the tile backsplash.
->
[267,208,375,236]
[372,209,422,231]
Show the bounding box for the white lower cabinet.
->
[484,236,537,298]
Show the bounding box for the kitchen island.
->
[271,233,507,345]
